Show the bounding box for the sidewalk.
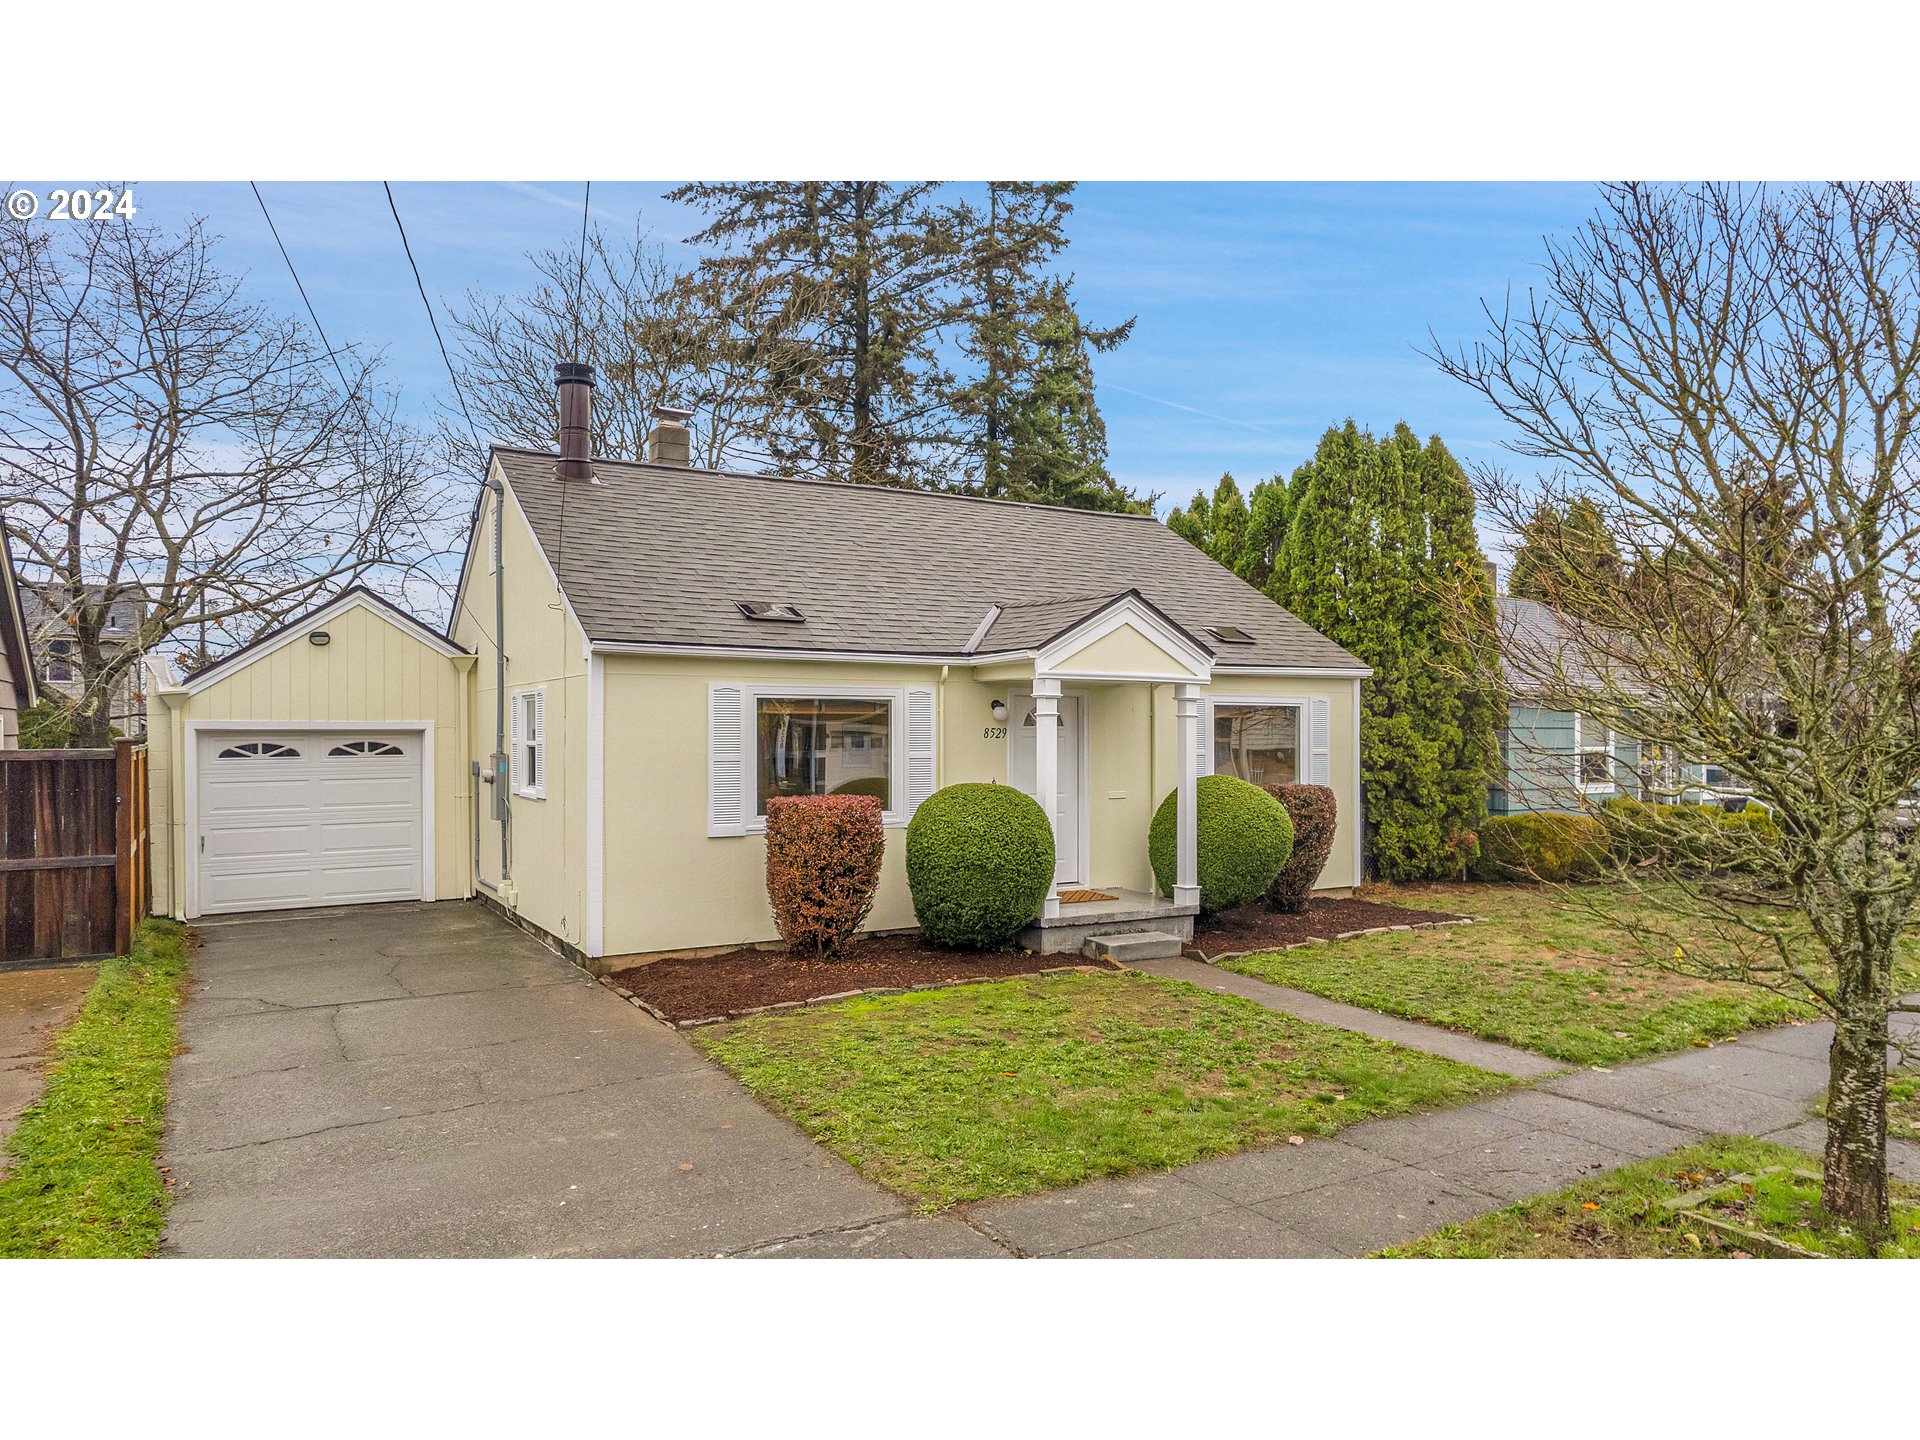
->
[944,968,1920,1258]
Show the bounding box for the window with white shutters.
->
[510,688,546,799]
[709,683,930,835]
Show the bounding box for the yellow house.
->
[145,370,1369,962]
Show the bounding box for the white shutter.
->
[509,689,525,792]
[708,685,746,837]
[1309,697,1332,785]
[531,689,548,799]
[1195,698,1212,778]
[904,687,936,814]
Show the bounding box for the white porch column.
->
[1033,675,1063,920]
[1174,682,1202,908]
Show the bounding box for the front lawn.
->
[1383,1136,1920,1257]
[1221,883,1822,1067]
[0,920,191,1258]
[696,969,1514,1209]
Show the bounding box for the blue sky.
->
[69,181,1603,545]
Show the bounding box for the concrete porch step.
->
[1083,930,1187,964]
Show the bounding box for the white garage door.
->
[196,730,424,915]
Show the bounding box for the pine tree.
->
[994,279,1146,512]
[669,182,963,486]
[949,185,1141,510]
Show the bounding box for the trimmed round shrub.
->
[1263,782,1337,913]
[1469,812,1608,882]
[1148,774,1294,915]
[906,783,1054,949]
[764,794,885,957]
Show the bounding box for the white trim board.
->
[181,720,437,920]
[589,640,1365,679]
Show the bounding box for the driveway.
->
[162,901,997,1257]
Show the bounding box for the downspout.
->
[488,474,511,884]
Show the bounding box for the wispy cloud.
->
[1101,382,1289,437]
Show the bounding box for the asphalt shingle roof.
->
[495,449,1364,671]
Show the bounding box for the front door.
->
[1008,690,1085,887]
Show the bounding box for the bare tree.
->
[1434,182,1920,1234]
[0,209,453,745]
[440,225,766,473]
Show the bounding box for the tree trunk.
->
[1823,1007,1891,1234]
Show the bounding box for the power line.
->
[382,181,484,458]
[249,182,354,397]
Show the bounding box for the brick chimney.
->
[647,405,694,467]
[555,362,596,482]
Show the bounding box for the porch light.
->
[308,630,331,646]
[990,700,1008,722]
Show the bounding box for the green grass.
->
[1383,1136,1920,1257]
[695,969,1514,1209]
[1221,883,1822,1067]
[0,921,191,1258]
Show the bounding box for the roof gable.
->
[176,586,467,696]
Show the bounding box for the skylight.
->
[737,601,805,624]
[1205,624,1255,645]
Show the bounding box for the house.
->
[1488,592,1742,815]
[0,525,37,747]
[21,582,148,737]
[143,366,1369,960]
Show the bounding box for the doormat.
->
[1058,889,1119,904]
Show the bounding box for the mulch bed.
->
[608,932,1103,1025]
[1187,895,1470,961]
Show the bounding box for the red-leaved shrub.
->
[1263,783,1337,912]
[764,794,885,957]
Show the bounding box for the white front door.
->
[1008,690,1085,887]
[194,730,424,915]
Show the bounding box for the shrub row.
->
[1469,812,1610,882]
[770,772,1340,958]
[1599,794,1779,872]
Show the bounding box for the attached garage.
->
[192,728,429,915]
[145,588,475,921]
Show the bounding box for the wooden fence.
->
[0,739,150,964]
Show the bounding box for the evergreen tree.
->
[1507,495,1625,614]
[948,184,1140,510]
[1167,473,1250,567]
[1237,476,1293,588]
[1270,421,1496,881]
[995,279,1147,512]
[669,182,963,486]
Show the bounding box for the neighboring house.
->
[1488,593,1740,815]
[21,582,148,737]
[0,525,37,747]
[144,368,1370,961]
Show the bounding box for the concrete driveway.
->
[162,901,995,1257]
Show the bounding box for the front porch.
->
[1017,886,1200,954]
[966,591,1216,954]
